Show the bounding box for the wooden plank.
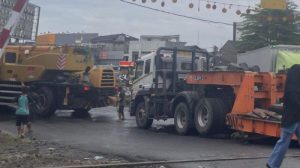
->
[253,109,268,119]
[244,112,261,119]
[254,108,282,121]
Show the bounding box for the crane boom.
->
[0,0,29,58]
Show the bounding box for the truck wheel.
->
[29,87,55,118]
[214,99,229,132]
[71,108,91,118]
[174,102,193,135]
[135,102,153,129]
[194,98,227,135]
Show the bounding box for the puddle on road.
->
[55,110,73,117]
[150,124,177,134]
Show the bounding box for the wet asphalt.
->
[0,106,299,168]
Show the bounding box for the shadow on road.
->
[0,106,15,121]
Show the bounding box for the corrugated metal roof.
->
[90,33,138,43]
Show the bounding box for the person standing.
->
[16,87,30,138]
[267,64,300,168]
[82,66,91,83]
[118,87,125,120]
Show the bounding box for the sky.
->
[30,0,300,50]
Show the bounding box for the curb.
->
[0,129,32,142]
[0,129,17,138]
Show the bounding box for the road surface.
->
[0,106,299,168]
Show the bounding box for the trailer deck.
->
[186,71,296,139]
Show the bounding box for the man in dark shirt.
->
[118,87,125,120]
[82,66,91,83]
[267,64,300,168]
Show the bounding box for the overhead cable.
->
[120,0,233,26]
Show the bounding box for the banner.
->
[261,0,287,10]
[276,51,300,72]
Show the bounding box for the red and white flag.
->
[0,0,29,57]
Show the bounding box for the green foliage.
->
[237,1,300,52]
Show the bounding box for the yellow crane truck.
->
[0,45,116,118]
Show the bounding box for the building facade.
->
[36,33,98,46]
[219,40,238,64]
[90,33,138,65]
[0,0,40,41]
[129,35,186,61]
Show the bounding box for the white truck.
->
[130,48,207,106]
[129,47,212,134]
[237,45,300,72]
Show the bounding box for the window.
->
[145,59,151,74]
[158,57,173,69]
[181,62,198,70]
[123,56,129,61]
[5,52,17,63]
[135,61,144,79]
[141,51,151,56]
[74,47,90,55]
[132,51,139,61]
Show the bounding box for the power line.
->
[120,0,233,26]
[198,0,255,8]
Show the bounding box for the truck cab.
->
[0,47,45,81]
[130,47,209,119]
[132,48,207,97]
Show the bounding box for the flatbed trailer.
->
[186,71,296,139]
[131,47,296,139]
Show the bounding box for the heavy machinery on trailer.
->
[0,0,116,117]
[238,45,300,72]
[130,47,294,139]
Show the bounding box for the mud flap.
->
[144,96,150,117]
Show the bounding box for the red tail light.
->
[83,86,90,91]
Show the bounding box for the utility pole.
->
[233,22,237,42]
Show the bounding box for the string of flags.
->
[129,0,296,22]
[131,0,256,15]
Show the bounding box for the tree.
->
[237,1,300,52]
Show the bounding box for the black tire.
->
[174,102,194,135]
[71,108,90,118]
[29,87,55,118]
[214,99,229,132]
[194,98,227,135]
[135,101,153,129]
